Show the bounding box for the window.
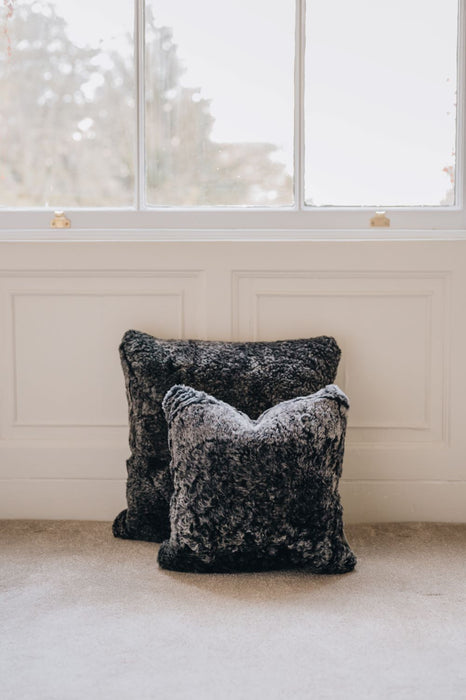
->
[0,0,464,231]
[144,1,294,208]
[305,0,458,208]
[1,0,136,208]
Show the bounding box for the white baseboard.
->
[0,478,464,523]
[340,480,466,522]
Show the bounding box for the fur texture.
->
[113,330,341,542]
[158,384,356,574]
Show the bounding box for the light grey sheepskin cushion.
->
[113,330,342,543]
[158,384,356,574]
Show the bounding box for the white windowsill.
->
[1,228,466,242]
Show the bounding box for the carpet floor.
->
[1,521,465,700]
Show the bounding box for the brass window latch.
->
[50,211,71,228]
[370,210,390,227]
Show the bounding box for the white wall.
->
[1,238,465,522]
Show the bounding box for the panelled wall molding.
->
[1,240,465,522]
[232,270,450,447]
[1,270,206,443]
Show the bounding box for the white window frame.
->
[1,0,465,237]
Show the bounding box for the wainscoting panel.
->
[0,271,205,442]
[0,240,464,522]
[233,271,448,445]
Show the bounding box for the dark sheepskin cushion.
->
[158,384,356,574]
[113,329,341,543]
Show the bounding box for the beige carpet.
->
[1,521,465,700]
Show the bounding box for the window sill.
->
[0,228,466,242]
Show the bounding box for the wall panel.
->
[233,271,449,446]
[0,240,464,522]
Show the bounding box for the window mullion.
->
[456,0,466,210]
[294,0,306,212]
[135,0,146,211]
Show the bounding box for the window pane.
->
[305,0,458,207]
[145,0,294,207]
[0,0,135,207]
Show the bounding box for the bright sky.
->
[18,0,460,205]
[151,0,294,169]
[51,0,294,173]
[305,0,458,205]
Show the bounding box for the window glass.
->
[305,0,459,207]
[0,0,135,207]
[145,0,295,207]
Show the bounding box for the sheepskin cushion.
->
[158,384,356,574]
[113,330,342,543]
